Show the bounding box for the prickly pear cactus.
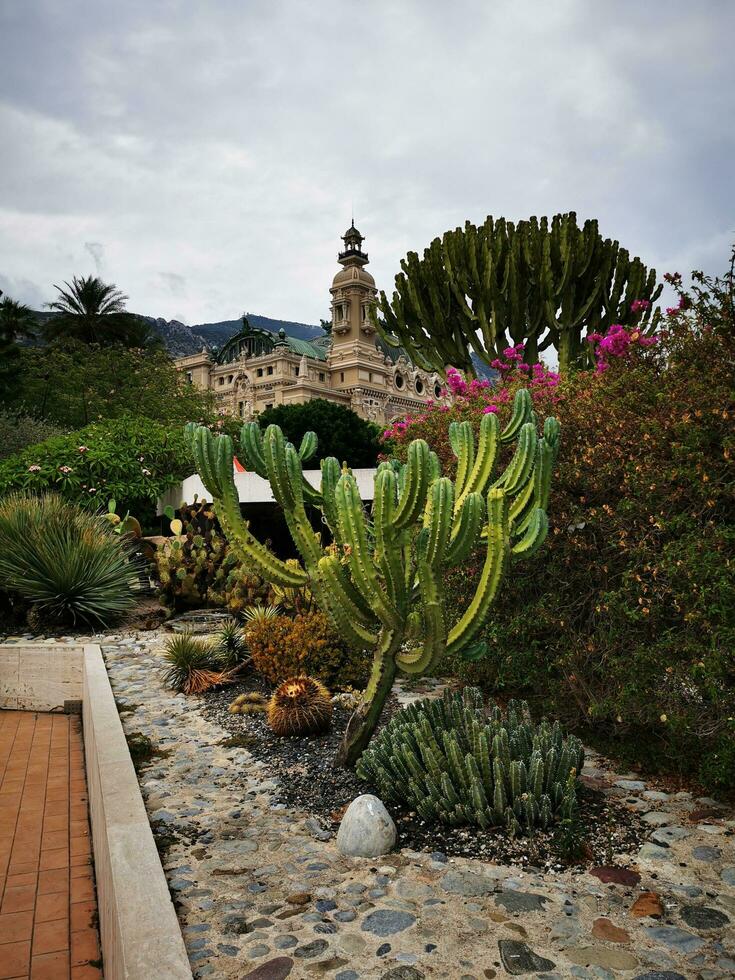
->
[357,687,584,834]
[155,499,269,613]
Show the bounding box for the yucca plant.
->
[161,632,233,695]
[216,618,250,671]
[0,492,138,627]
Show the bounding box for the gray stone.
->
[495,890,547,913]
[379,969,425,980]
[642,812,676,827]
[638,843,673,862]
[651,826,689,846]
[643,926,704,953]
[498,940,555,975]
[246,945,271,959]
[336,795,396,857]
[642,791,670,801]
[692,845,721,862]
[335,973,359,980]
[632,974,686,980]
[274,936,298,949]
[294,939,329,959]
[721,867,735,885]
[680,905,730,930]
[441,867,504,896]
[361,909,416,936]
[334,910,357,922]
[615,779,646,791]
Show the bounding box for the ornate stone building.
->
[175,223,447,423]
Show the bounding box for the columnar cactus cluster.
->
[357,688,584,834]
[378,212,662,374]
[185,387,559,765]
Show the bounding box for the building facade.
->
[175,223,447,424]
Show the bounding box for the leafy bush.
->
[0,493,138,627]
[257,399,382,467]
[0,414,192,520]
[358,688,583,834]
[0,409,68,461]
[246,610,369,689]
[387,264,735,793]
[5,339,214,429]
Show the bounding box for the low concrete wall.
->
[0,642,192,980]
[0,643,83,711]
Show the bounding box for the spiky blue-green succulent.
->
[185,387,559,765]
[357,687,584,834]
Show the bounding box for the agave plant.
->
[242,603,282,627]
[161,632,233,695]
[0,492,138,627]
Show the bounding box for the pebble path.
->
[4,630,734,979]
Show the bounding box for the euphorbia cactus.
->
[185,388,559,766]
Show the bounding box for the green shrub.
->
[0,409,68,461]
[0,493,138,627]
[358,687,583,834]
[5,338,214,430]
[257,399,382,467]
[0,414,192,521]
[386,260,735,793]
[246,610,369,689]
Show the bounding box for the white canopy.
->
[157,468,378,514]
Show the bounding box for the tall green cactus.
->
[185,388,559,766]
[378,211,662,375]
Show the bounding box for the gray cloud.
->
[84,241,105,275]
[0,0,732,322]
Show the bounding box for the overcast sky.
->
[1,0,732,326]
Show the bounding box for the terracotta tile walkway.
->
[0,712,102,979]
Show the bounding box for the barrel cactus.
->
[267,676,333,736]
[185,387,559,766]
[357,688,584,835]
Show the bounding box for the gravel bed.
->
[200,676,647,870]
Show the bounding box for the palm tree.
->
[44,275,157,348]
[0,292,38,344]
[0,291,39,402]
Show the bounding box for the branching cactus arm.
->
[186,399,560,767]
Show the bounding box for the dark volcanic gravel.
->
[199,677,647,870]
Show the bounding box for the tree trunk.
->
[335,637,397,768]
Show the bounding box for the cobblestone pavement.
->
[5,630,734,980]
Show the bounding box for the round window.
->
[395,373,404,389]
[415,378,424,395]
[434,382,442,399]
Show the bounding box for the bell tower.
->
[329,221,378,345]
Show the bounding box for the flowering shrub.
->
[246,610,369,690]
[0,415,193,522]
[386,279,735,793]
